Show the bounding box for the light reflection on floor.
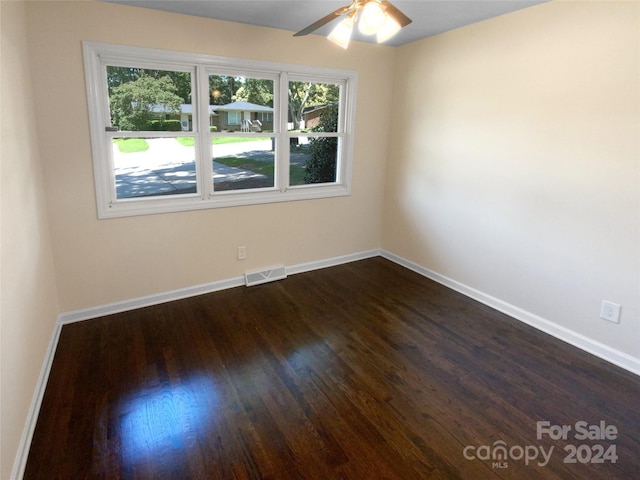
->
[116,374,218,466]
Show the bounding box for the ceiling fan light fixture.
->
[376,14,401,43]
[327,14,355,49]
[358,1,386,35]
[294,0,411,48]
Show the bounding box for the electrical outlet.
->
[237,246,247,260]
[600,300,621,323]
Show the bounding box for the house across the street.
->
[211,101,274,132]
[153,101,274,132]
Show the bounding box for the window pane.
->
[289,136,338,186]
[209,75,274,133]
[113,137,197,199]
[106,67,192,132]
[212,137,275,191]
[288,82,340,132]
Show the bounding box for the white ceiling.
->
[104,0,547,47]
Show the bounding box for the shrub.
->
[148,119,182,131]
[304,105,338,184]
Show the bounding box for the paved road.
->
[113,138,287,199]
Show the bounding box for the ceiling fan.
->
[293,0,412,48]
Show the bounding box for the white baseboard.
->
[11,321,63,480]
[14,247,638,479]
[58,249,381,325]
[56,246,640,377]
[380,249,640,377]
[59,276,245,325]
[13,249,381,479]
[286,249,380,275]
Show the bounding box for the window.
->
[226,111,240,126]
[83,42,357,218]
[257,112,273,123]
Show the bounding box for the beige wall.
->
[0,1,61,477]
[384,1,640,357]
[1,1,392,475]
[3,0,639,476]
[25,1,395,312]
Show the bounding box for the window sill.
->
[97,183,352,219]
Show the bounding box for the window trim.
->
[83,41,358,219]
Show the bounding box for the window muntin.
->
[83,42,357,218]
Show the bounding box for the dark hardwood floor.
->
[25,257,640,479]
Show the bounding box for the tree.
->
[304,105,339,184]
[288,82,313,130]
[209,75,237,105]
[234,78,274,106]
[288,81,340,130]
[209,76,273,107]
[107,67,192,103]
[109,75,183,131]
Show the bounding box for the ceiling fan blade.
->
[293,5,352,36]
[381,0,412,27]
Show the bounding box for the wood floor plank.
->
[24,258,640,479]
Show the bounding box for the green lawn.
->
[113,137,263,151]
[113,137,308,184]
[215,157,307,184]
[289,165,307,185]
[113,138,149,153]
[177,136,267,147]
[215,157,274,177]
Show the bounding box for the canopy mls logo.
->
[463,420,619,469]
[463,440,553,469]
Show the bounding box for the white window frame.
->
[83,42,357,219]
